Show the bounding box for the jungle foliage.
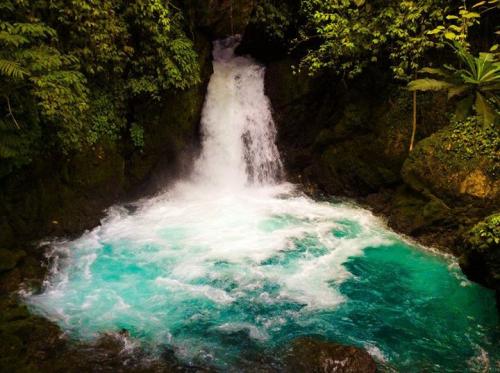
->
[295,0,451,80]
[0,0,200,177]
[409,45,500,126]
[281,0,499,150]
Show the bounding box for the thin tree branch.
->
[5,95,20,129]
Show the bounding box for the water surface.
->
[26,37,499,372]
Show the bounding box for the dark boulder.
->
[459,213,500,295]
[283,337,376,373]
[0,248,25,273]
[186,0,256,38]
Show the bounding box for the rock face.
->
[264,58,448,198]
[283,337,377,373]
[459,214,500,292]
[0,248,25,273]
[187,0,256,38]
[402,126,499,204]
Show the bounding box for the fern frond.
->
[0,1,14,11]
[0,30,28,46]
[12,23,57,39]
[0,59,28,79]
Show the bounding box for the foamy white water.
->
[192,36,282,189]
[25,37,499,371]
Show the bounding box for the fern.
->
[0,30,29,46]
[12,23,57,39]
[0,59,28,79]
[0,1,14,11]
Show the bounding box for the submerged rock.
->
[283,337,376,373]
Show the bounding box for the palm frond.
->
[481,82,500,91]
[455,45,478,79]
[419,67,451,78]
[475,92,498,126]
[448,85,469,99]
[408,78,453,92]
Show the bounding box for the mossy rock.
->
[333,103,371,140]
[64,143,125,193]
[402,121,500,206]
[188,0,255,37]
[459,213,500,291]
[387,187,452,235]
[265,58,314,111]
[316,142,399,196]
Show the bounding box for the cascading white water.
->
[25,37,499,371]
[192,37,282,188]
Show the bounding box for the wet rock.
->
[283,337,376,373]
[402,125,500,205]
[187,0,256,38]
[0,248,25,273]
[459,213,500,294]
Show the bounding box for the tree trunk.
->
[409,90,417,152]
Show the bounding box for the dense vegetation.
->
[0,0,200,177]
[249,0,499,150]
[1,0,497,179]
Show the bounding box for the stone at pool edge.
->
[283,337,377,373]
[0,248,26,273]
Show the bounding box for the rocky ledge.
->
[283,338,377,373]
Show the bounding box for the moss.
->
[313,129,336,151]
[388,187,449,233]
[316,142,399,196]
[402,120,500,204]
[333,103,371,139]
[265,59,314,110]
[188,0,255,37]
[67,144,125,192]
[459,213,500,291]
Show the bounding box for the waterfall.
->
[24,37,499,372]
[192,36,283,189]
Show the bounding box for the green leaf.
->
[444,31,456,40]
[408,78,453,92]
[448,85,469,99]
[419,67,450,78]
[475,92,497,126]
[0,59,28,79]
[462,12,481,18]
